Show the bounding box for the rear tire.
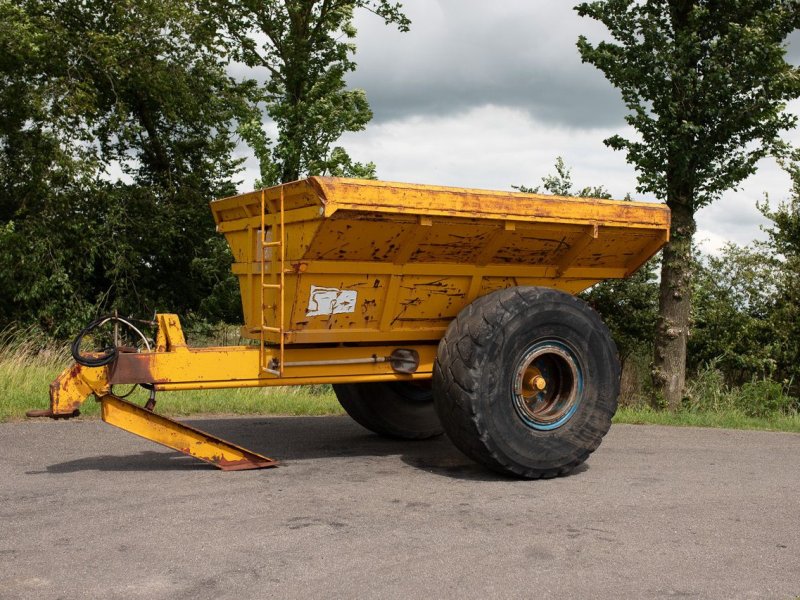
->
[432,286,620,478]
[333,381,443,440]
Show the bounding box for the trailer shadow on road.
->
[25,414,589,482]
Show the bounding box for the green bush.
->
[684,360,798,417]
[736,378,798,418]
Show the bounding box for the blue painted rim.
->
[511,340,584,431]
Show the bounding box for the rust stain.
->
[361,298,377,314]
[215,456,279,471]
[414,279,448,287]
[108,354,157,385]
[290,262,308,273]
[390,297,423,326]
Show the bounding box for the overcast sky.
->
[236,0,800,253]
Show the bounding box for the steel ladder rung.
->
[259,186,285,378]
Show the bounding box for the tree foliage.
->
[514,157,612,199]
[689,244,782,381]
[218,0,409,184]
[582,260,659,364]
[761,162,800,257]
[0,0,404,338]
[0,0,253,336]
[679,165,800,394]
[575,0,800,408]
[757,163,800,387]
[576,0,800,208]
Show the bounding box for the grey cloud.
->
[348,1,800,129]
[786,30,800,63]
[347,0,626,128]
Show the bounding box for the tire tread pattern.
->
[433,286,620,479]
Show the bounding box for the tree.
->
[583,259,659,367]
[690,243,781,384]
[218,0,409,185]
[758,163,800,389]
[0,0,252,336]
[515,156,613,198]
[575,0,800,409]
[761,162,800,257]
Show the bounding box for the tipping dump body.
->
[211,177,670,346]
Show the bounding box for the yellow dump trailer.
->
[35,177,670,478]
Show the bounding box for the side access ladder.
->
[260,186,286,377]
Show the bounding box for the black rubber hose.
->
[70,317,119,367]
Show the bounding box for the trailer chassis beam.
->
[32,314,436,471]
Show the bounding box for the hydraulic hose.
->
[71,315,152,367]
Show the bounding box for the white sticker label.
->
[306,285,358,317]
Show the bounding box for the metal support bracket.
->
[34,313,435,471]
[555,223,600,276]
[100,395,278,471]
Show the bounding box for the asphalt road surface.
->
[1,417,798,599]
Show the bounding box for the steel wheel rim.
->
[511,340,584,431]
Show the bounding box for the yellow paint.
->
[48,177,668,417]
[48,314,438,413]
[109,341,437,387]
[155,313,188,352]
[49,363,108,415]
[100,395,276,470]
[211,177,670,348]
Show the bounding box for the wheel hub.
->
[512,341,583,431]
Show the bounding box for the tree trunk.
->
[652,201,696,410]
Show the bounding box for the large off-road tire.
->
[432,286,620,479]
[333,381,443,440]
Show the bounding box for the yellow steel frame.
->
[212,177,671,230]
[100,395,277,470]
[230,256,667,344]
[213,177,671,348]
[45,313,435,470]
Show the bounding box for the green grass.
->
[111,385,344,418]
[614,405,800,433]
[1,328,797,433]
[0,328,343,421]
[0,329,72,421]
[9,374,343,421]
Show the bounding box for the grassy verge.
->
[4,356,344,421]
[104,386,344,418]
[0,332,71,421]
[614,406,800,433]
[1,330,797,432]
[0,330,344,422]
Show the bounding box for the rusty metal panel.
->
[210,177,670,346]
